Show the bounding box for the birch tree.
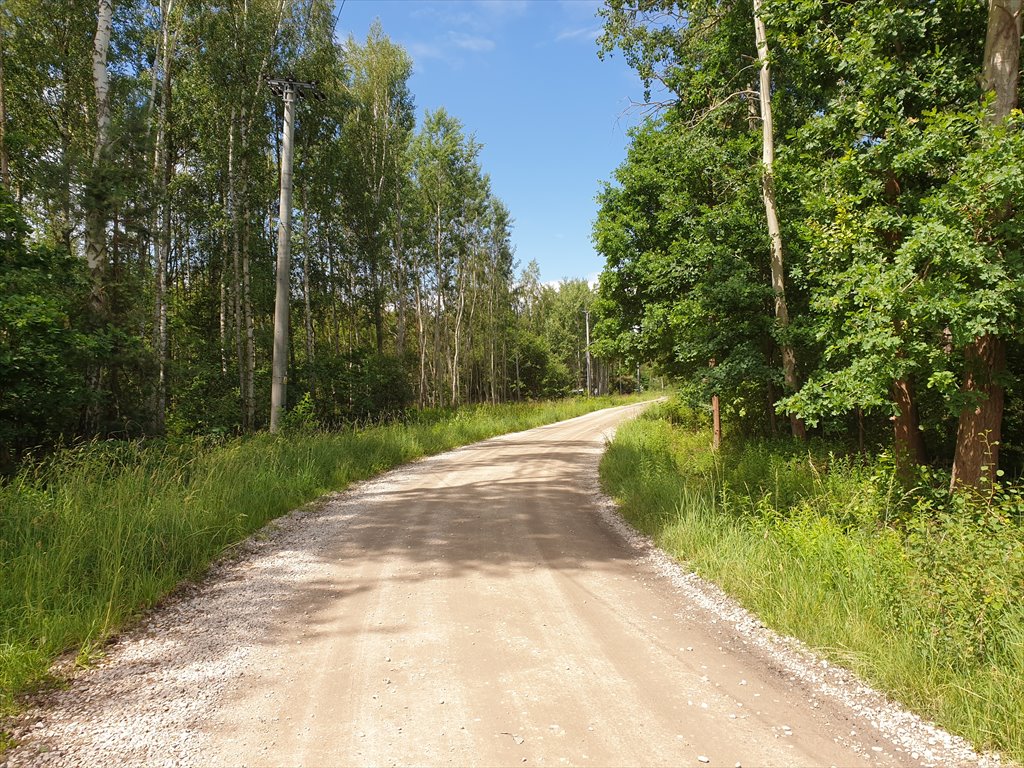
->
[338,23,414,353]
[752,0,804,438]
[84,0,114,318]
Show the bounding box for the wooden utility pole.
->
[268,78,320,433]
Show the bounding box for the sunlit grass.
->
[0,394,650,719]
[600,402,1024,763]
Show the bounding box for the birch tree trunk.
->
[85,0,114,318]
[243,208,255,429]
[395,241,407,357]
[950,0,1022,490]
[414,253,427,406]
[434,202,444,405]
[220,269,228,375]
[450,264,468,406]
[152,0,175,433]
[228,117,247,428]
[753,0,805,440]
[0,22,10,192]
[302,189,315,398]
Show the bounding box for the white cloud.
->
[474,0,530,16]
[410,0,528,33]
[408,41,447,63]
[449,31,497,52]
[555,25,602,43]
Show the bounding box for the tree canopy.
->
[0,1,626,469]
[595,0,1024,485]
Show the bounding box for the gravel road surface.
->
[4,403,998,767]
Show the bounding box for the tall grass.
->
[600,400,1024,763]
[0,395,646,716]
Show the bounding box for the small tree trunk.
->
[450,266,467,405]
[373,261,385,354]
[301,189,315,398]
[0,22,10,191]
[950,335,1006,490]
[753,0,805,440]
[712,394,722,450]
[219,269,228,375]
[414,266,427,406]
[515,352,521,401]
[243,211,255,430]
[891,377,928,479]
[239,115,255,430]
[328,231,340,356]
[434,204,444,404]
[394,204,407,357]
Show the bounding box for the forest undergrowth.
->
[600,399,1024,763]
[0,395,647,725]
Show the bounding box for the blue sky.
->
[333,0,647,284]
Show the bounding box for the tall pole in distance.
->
[269,82,295,433]
[268,78,321,433]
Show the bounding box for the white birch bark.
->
[753,0,805,439]
[153,0,175,432]
[85,0,114,315]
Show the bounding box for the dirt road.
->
[6,403,990,767]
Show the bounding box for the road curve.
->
[6,403,989,767]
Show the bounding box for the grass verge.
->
[599,399,1024,763]
[0,394,648,720]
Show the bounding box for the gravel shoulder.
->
[2,403,1003,768]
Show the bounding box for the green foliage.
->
[593,115,783,427]
[3,1,560,455]
[601,410,1024,760]
[305,350,413,425]
[334,22,415,350]
[783,110,1024,427]
[508,331,570,399]
[0,192,96,462]
[597,0,1024,481]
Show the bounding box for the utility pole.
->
[583,308,592,396]
[268,77,320,433]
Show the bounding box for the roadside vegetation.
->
[0,395,647,719]
[601,398,1024,763]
